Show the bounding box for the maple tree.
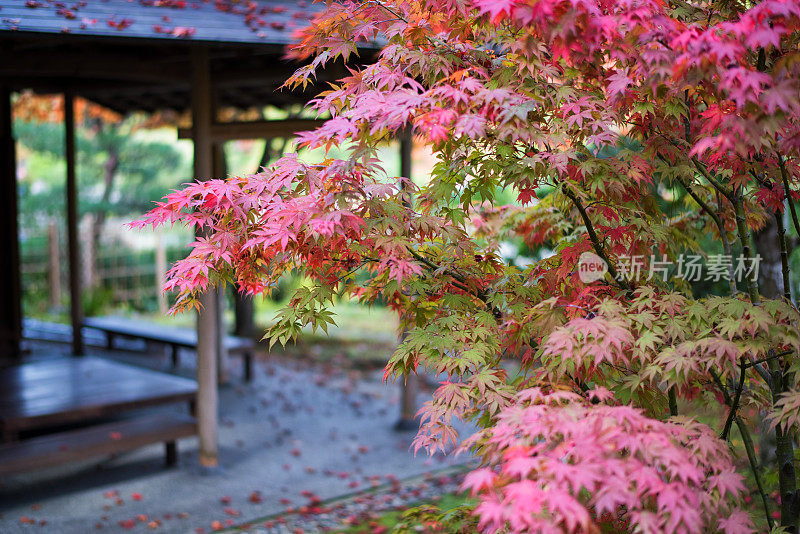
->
[135,0,800,531]
[461,387,751,533]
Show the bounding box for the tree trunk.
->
[755,216,785,300]
[755,213,799,531]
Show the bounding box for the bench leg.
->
[244,352,253,382]
[165,441,177,467]
[171,345,179,368]
[106,333,115,350]
[2,426,18,443]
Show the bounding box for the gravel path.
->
[224,465,471,533]
[0,341,473,534]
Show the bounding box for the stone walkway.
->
[0,342,471,533]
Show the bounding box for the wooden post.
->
[214,289,227,383]
[399,129,413,186]
[233,292,254,338]
[0,86,22,360]
[155,231,168,315]
[395,323,419,430]
[82,213,97,289]
[211,144,230,384]
[395,130,418,430]
[396,365,419,430]
[191,47,220,469]
[48,220,61,309]
[64,92,84,355]
[233,137,266,341]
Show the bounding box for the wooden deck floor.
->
[0,357,197,442]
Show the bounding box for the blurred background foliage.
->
[12,94,409,342]
[16,94,796,345]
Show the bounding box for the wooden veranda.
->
[0,0,392,468]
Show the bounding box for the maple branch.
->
[776,151,800,240]
[716,190,736,285]
[668,387,678,417]
[708,369,730,403]
[735,417,775,530]
[561,186,630,291]
[364,251,484,307]
[566,372,590,393]
[731,192,760,305]
[748,166,772,190]
[644,126,735,204]
[776,210,793,303]
[766,354,800,528]
[691,157,734,203]
[671,170,735,293]
[333,260,369,285]
[709,368,774,528]
[367,0,408,24]
[752,157,800,529]
[652,147,736,288]
[751,359,773,385]
[683,90,692,144]
[720,358,746,440]
[738,188,800,532]
[407,248,502,320]
[743,350,792,370]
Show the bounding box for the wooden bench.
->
[0,412,197,476]
[0,357,198,476]
[0,357,198,442]
[84,317,255,382]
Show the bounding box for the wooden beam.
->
[177,119,325,142]
[395,130,418,431]
[191,47,220,469]
[64,92,84,356]
[82,82,190,100]
[0,51,189,85]
[0,86,22,360]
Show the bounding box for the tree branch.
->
[735,417,775,530]
[668,387,678,416]
[776,210,793,303]
[720,359,746,440]
[709,369,774,529]
[672,171,736,293]
[561,185,630,291]
[407,247,502,319]
[743,350,792,370]
[776,151,800,240]
[731,192,760,305]
[691,157,734,202]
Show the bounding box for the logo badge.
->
[578,252,608,283]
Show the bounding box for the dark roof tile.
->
[0,0,320,44]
